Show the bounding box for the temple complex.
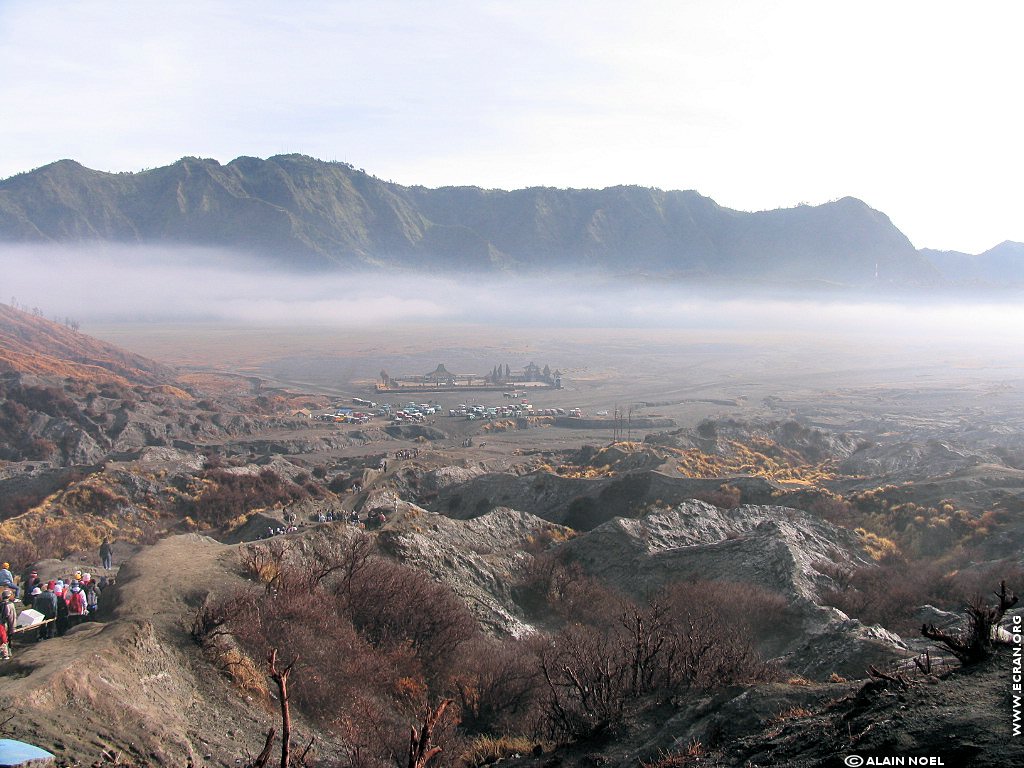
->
[377,362,562,392]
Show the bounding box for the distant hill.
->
[0,155,936,285]
[921,241,1024,285]
[0,302,172,385]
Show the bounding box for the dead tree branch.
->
[248,729,276,768]
[867,664,910,690]
[408,699,452,768]
[922,580,1018,665]
[268,648,298,767]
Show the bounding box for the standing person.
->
[34,583,58,640]
[0,563,15,597]
[99,539,113,571]
[66,584,87,628]
[21,567,40,598]
[0,591,16,658]
[55,586,69,636]
[83,577,100,619]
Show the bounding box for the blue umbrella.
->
[0,738,55,767]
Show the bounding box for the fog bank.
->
[3,244,1023,351]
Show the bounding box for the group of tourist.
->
[267,509,386,534]
[0,538,115,660]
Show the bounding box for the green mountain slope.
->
[1,155,934,283]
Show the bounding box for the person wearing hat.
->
[33,583,58,641]
[21,566,40,599]
[66,583,88,628]
[55,585,69,636]
[28,586,42,610]
[0,563,14,597]
[0,590,15,658]
[83,577,100,620]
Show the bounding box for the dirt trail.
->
[2,534,274,767]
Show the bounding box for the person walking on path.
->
[55,587,69,636]
[1,591,16,658]
[83,577,100,619]
[66,585,87,628]
[34,583,58,640]
[99,539,113,571]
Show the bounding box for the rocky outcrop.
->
[378,505,569,636]
[557,501,870,604]
[840,438,984,477]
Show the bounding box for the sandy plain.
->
[87,321,1024,459]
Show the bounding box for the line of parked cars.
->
[448,402,535,420]
[313,397,586,427]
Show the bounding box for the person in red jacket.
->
[66,584,88,628]
[0,590,15,658]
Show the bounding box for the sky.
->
[0,0,1021,253]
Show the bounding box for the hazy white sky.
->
[1,1,1020,253]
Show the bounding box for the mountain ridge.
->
[1,154,939,284]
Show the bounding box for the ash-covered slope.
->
[556,501,869,603]
[0,302,172,384]
[376,505,569,636]
[0,155,933,283]
[380,485,907,679]
[552,501,907,678]
[0,302,312,468]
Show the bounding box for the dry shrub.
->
[205,530,485,766]
[61,482,130,516]
[523,525,574,554]
[854,528,900,560]
[661,580,794,642]
[768,706,813,724]
[459,735,536,768]
[341,557,479,683]
[950,561,1024,605]
[0,509,119,561]
[820,555,1024,633]
[451,639,541,735]
[333,694,464,768]
[183,468,309,527]
[640,740,704,768]
[535,582,778,739]
[514,554,625,627]
[690,483,742,509]
[191,589,270,699]
[239,540,286,583]
[217,645,270,699]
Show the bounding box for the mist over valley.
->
[2,169,1024,766]
[4,1,1024,762]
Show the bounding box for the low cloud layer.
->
[3,244,1023,354]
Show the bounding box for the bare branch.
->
[408,699,452,768]
[268,648,299,767]
[248,729,276,768]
